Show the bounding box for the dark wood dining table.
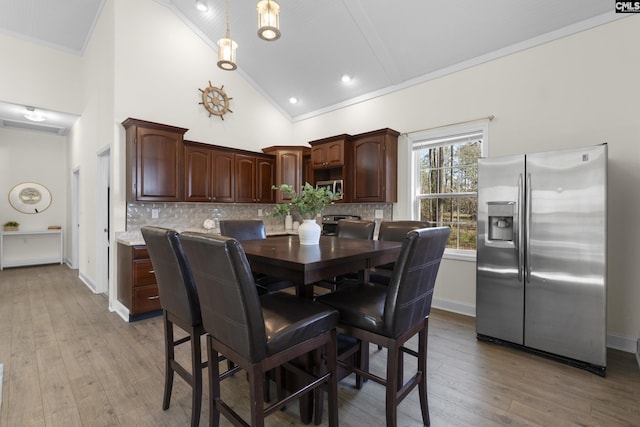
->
[241,234,403,298]
[241,234,402,423]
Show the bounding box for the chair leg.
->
[313,347,324,426]
[385,339,399,427]
[355,340,367,389]
[418,322,430,426]
[327,331,339,427]
[190,326,202,427]
[397,347,404,392]
[207,336,220,427]
[162,312,174,410]
[248,365,266,427]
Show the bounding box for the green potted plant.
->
[272,183,340,245]
[3,221,19,232]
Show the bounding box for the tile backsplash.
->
[126,202,394,233]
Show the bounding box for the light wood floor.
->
[1,264,639,427]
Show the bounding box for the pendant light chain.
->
[217,0,237,70]
[225,0,231,38]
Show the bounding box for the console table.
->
[0,230,63,270]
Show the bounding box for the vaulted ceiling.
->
[0,0,621,133]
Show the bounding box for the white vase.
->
[298,219,321,245]
[285,214,293,230]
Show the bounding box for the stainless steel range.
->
[321,214,361,236]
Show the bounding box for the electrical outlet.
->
[374,209,384,219]
[152,208,159,219]
[258,209,263,217]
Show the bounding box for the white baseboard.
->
[434,299,637,355]
[607,333,637,354]
[109,298,130,322]
[64,258,78,269]
[432,297,475,318]
[78,271,97,293]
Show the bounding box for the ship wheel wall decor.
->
[199,81,233,120]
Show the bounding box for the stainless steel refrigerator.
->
[476,144,607,375]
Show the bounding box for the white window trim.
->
[406,119,490,259]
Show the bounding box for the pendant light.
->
[217,0,237,70]
[256,0,281,41]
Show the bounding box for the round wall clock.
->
[199,81,233,120]
[8,182,52,214]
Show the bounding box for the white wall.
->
[0,129,67,232]
[292,15,640,348]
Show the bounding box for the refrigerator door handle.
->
[525,173,532,283]
[518,173,524,282]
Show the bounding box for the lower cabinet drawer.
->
[132,285,161,314]
[133,259,156,286]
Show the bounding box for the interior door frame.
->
[70,167,80,269]
[96,147,111,295]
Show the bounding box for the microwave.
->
[316,179,343,200]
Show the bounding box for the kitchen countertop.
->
[115,228,298,246]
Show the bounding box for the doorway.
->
[96,148,110,295]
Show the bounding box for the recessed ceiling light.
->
[341,74,352,83]
[289,97,298,104]
[195,0,208,12]
[24,106,46,122]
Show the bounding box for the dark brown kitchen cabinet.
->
[262,146,310,203]
[310,135,347,169]
[184,143,212,202]
[184,142,235,202]
[211,149,235,202]
[235,154,256,203]
[303,154,313,187]
[350,128,399,203]
[256,156,276,203]
[117,244,161,320]
[123,118,187,202]
[236,154,275,203]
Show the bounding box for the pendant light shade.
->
[217,34,237,70]
[256,0,280,41]
[217,0,237,70]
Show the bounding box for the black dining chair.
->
[316,219,376,292]
[179,232,340,427]
[219,219,294,294]
[369,220,430,286]
[141,226,235,427]
[316,227,450,427]
[335,218,376,240]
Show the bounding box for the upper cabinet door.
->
[310,137,346,169]
[184,144,212,202]
[123,118,187,202]
[351,129,399,203]
[235,155,276,203]
[235,154,256,203]
[263,146,309,203]
[211,149,235,203]
[256,157,276,203]
[278,150,302,202]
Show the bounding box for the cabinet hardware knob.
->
[149,270,155,274]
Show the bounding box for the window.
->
[409,121,487,254]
